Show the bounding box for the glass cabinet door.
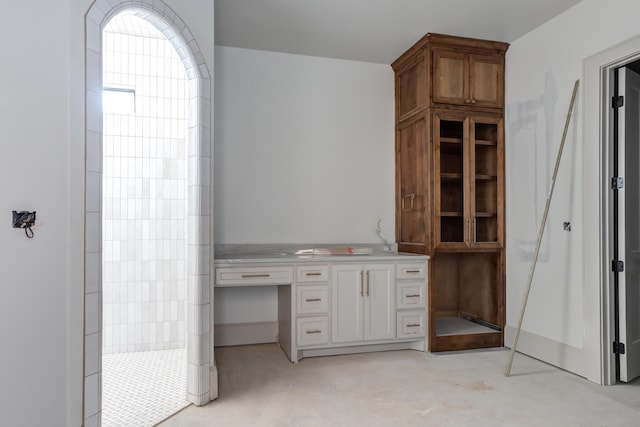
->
[435,115,467,248]
[435,114,503,249]
[470,118,503,248]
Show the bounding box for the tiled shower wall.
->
[102,14,188,354]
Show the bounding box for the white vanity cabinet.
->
[331,264,395,343]
[287,260,428,362]
[215,254,428,363]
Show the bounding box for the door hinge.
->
[612,177,624,190]
[613,342,626,354]
[612,260,625,272]
[612,95,624,108]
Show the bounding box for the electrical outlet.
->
[12,211,36,229]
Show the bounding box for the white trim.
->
[297,341,427,361]
[505,326,587,377]
[583,33,640,386]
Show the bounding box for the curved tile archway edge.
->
[83,1,215,424]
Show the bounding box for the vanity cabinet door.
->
[363,264,395,341]
[331,264,395,343]
[331,265,364,343]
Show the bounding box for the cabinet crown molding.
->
[391,32,509,70]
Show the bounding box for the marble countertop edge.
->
[214,243,429,265]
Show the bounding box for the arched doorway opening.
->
[83,1,215,424]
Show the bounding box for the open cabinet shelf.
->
[435,316,500,337]
[430,250,504,352]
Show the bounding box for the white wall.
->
[505,0,640,380]
[213,46,395,327]
[214,46,395,245]
[0,1,214,425]
[0,2,72,424]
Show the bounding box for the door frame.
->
[83,0,216,424]
[584,34,640,386]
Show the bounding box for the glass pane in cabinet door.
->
[439,119,464,243]
[473,122,499,243]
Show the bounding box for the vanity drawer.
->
[296,265,329,283]
[296,285,329,314]
[397,311,426,339]
[296,316,329,346]
[396,262,427,280]
[397,282,426,309]
[215,266,294,287]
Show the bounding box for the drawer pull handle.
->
[305,272,322,276]
[406,294,420,298]
[401,193,415,211]
[366,270,370,297]
[406,270,421,274]
[407,324,421,328]
[305,298,322,302]
[241,274,270,278]
[306,329,322,334]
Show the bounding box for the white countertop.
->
[214,244,429,265]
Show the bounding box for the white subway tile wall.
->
[102,14,188,354]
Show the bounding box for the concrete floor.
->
[160,344,640,426]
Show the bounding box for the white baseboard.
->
[298,340,427,361]
[505,326,587,378]
[214,321,278,347]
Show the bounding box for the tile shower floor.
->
[102,348,189,427]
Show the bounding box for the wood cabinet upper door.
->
[396,53,427,120]
[469,54,504,109]
[433,49,468,106]
[396,115,429,252]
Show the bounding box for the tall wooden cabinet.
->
[392,33,508,352]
